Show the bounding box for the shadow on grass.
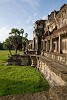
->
[0,78,49,96]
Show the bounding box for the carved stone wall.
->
[37,56,67,86]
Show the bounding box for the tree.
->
[0,42,3,50]
[9,28,24,54]
[4,28,28,55]
[25,33,28,38]
[3,37,13,55]
[22,33,28,51]
[20,29,24,37]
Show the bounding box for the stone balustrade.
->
[36,55,67,86]
[43,51,67,65]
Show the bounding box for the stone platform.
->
[7,54,31,66]
[36,54,67,86]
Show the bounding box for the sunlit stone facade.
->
[26,4,67,87]
[33,4,67,54]
[33,20,45,54]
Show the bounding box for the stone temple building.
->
[25,4,67,88]
[32,4,67,55]
[33,20,45,54]
[7,4,67,98]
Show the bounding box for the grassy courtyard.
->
[0,50,49,96]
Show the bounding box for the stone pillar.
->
[50,38,52,52]
[33,38,35,50]
[35,38,38,55]
[44,41,46,51]
[35,38,38,51]
[41,41,44,56]
[43,41,46,51]
[59,34,62,54]
[41,41,43,50]
[43,40,44,50]
[46,41,48,51]
[31,56,37,67]
[48,40,50,52]
[47,40,49,52]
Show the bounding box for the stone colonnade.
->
[41,34,62,54]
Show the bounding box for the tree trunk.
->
[9,49,12,56]
[16,48,17,54]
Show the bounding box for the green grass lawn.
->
[0,50,9,66]
[0,50,49,96]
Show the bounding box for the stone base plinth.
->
[8,54,31,66]
[37,55,67,86]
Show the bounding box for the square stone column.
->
[46,40,50,52]
[41,41,43,50]
[48,40,50,52]
[45,41,48,52]
[35,38,38,51]
[44,41,46,51]
[50,38,52,52]
[59,34,62,54]
[43,40,45,50]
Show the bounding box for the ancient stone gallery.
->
[25,4,67,87]
[8,4,67,87]
[32,4,67,54]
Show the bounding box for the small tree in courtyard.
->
[9,28,24,54]
[4,28,28,55]
[3,36,13,55]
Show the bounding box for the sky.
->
[0,0,67,42]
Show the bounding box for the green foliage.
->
[3,28,28,54]
[0,42,3,50]
[22,37,28,51]
[25,33,28,38]
[3,36,13,50]
[9,28,24,54]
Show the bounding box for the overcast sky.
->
[0,0,67,42]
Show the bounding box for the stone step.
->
[7,54,31,66]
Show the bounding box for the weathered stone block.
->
[7,54,31,66]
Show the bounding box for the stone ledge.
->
[37,56,67,85]
[39,56,67,74]
[43,52,67,65]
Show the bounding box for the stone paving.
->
[0,91,50,100]
[0,86,67,100]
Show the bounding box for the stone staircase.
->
[7,54,31,66]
